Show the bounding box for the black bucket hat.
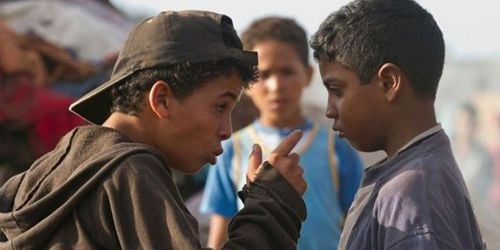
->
[69,10,257,124]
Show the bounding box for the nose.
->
[264,75,284,92]
[325,96,338,119]
[220,118,232,141]
[325,108,337,119]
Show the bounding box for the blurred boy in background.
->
[201,16,364,250]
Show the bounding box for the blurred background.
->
[0,0,498,247]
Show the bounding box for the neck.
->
[103,112,152,145]
[259,110,305,128]
[385,102,437,158]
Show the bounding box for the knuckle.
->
[268,154,277,162]
[289,153,300,162]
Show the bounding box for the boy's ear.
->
[377,63,402,102]
[148,80,172,119]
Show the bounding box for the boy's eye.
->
[327,86,343,96]
[216,103,229,113]
[281,68,295,76]
[259,71,270,80]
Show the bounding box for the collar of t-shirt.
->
[252,118,314,154]
[374,124,442,167]
[396,124,442,155]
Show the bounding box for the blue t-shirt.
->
[201,119,364,250]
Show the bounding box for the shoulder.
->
[373,153,461,224]
[380,143,459,188]
[316,122,332,135]
[223,124,253,148]
[222,124,257,157]
[234,123,254,135]
[106,146,172,183]
[377,162,426,199]
[308,122,334,147]
[372,156,437,219]
[376,155,437,200]
[369,146,481,249]
[369,162,436,247]
[98,151,184,207]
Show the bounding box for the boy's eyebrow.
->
[219,92,240,100]
[322,76,345,86]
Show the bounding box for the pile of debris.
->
[0,0,134,183]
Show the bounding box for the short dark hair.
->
[311,0,445,100]
[241,16,309,66]
[110,59,258,115]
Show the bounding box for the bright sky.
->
[112,0,500,60]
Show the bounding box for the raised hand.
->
[247,130,307,195]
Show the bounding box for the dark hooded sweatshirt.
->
[0,125,306,249]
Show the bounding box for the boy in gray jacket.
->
[0,11,306,249]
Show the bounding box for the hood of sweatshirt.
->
[0,125,167,248]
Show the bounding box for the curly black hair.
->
[110,58,258,115]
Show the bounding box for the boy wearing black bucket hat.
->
[0,11,306,249]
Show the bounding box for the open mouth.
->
[214,148,223,156]
[209,149,223,165]
[337,131,345,138]
[209,156,217,165]
[332,127,345,138]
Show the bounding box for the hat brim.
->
[69,70,134,125]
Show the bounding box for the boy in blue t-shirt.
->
[200,16,364,250]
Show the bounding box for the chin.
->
[171,163,204,175]
[351,141,382,153]
[192,161,215,174]
[342,137,362,150]
[348,142,364,152]
[185,165,205,175]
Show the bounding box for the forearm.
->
[207,215,229,250]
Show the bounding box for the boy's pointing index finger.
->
[271,130,303,156]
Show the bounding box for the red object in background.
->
[0,76,86,159]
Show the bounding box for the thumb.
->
[247,144,262,183]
